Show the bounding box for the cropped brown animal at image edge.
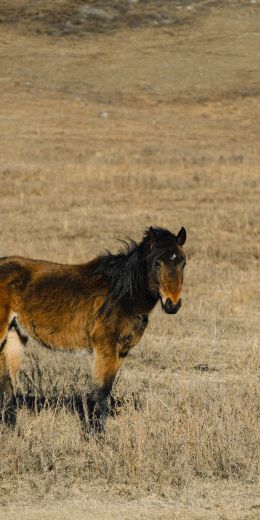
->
[0,226,186,432]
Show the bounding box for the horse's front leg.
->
[87,339,119,434]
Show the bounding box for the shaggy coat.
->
[0,226,186,431]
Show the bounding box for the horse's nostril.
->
[164,298,182,314]
[142,314,148,325]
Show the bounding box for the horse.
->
[0,226,186,432]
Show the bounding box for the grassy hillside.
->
[0,1,259,518]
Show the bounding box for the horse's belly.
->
[17,316,91,352]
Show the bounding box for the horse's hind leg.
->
[0,297,14,424]
[0,291,11,381]
[5,326,25,387]
[0,288,26,425]
[0,327,26,426]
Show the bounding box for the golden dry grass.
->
[0,1,260,518]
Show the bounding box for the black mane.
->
[91,227,177,316]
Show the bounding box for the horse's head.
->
[146,226,187,314]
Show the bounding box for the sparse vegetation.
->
[0,1,259,518]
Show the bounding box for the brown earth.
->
[0,1,259,519]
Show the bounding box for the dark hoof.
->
[85,393,108,435]
[1,395,17,427]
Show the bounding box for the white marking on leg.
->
[4,330,24,388]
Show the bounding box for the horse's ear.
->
[176,227,186,246]
[144,226,157,247]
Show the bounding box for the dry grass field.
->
[0,1,259,518]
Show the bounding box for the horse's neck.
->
[132,260,158,314]
[127,283,158,315]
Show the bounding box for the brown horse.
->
[0,226,186,431]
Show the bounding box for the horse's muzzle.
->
[163,298,182,314]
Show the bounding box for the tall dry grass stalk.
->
[1,369,259,499]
